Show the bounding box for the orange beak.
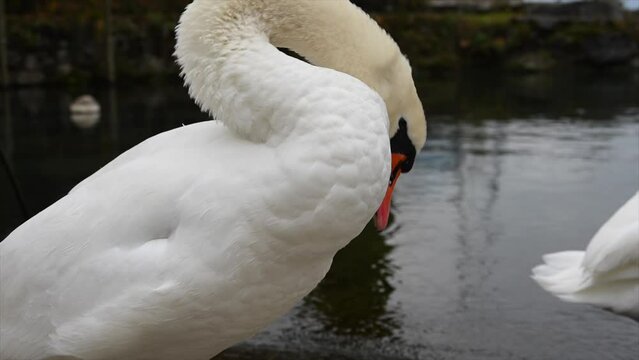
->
[375,153,406,231]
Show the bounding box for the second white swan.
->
[532,192,639,320]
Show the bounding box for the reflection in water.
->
[450,122,504,313]
[1,89,24,236]
[17,87,45,117]
[1,71,638,359]
[70,113,100,129]
[303,223,398,338]
[108,87,119,152]
[2,89,11,160]
[418,70,639,121]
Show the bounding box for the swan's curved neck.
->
[175,0,403,142]
[265,1,403,96]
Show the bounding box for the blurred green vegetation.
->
[379,10,639,76]
[6,1,187,85]
[5,1,639,85]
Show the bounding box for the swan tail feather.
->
[532,251,591,295]
[540,251,584,271]
[533,251,639,316]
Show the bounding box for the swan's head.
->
[372,54,426,231]
[175,0,425,231]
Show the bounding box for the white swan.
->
[532,192,639,319]
[0,1,426,359]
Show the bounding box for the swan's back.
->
[532,192,639,319]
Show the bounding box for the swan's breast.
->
[246,71,391,250]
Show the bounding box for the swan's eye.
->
[390,118,416,173]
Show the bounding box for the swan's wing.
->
[0,121,245,357]
[45,238,223,359]
[583,192,639,275]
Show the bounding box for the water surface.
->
[1,70,638,359]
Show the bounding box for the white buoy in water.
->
[70,95,100,113]
[70,95,100,129]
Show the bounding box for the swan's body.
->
[0,1,426,359]
[532,192,639,319]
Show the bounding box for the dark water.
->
[1,70,638,359]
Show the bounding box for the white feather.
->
[532,192,639,319]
